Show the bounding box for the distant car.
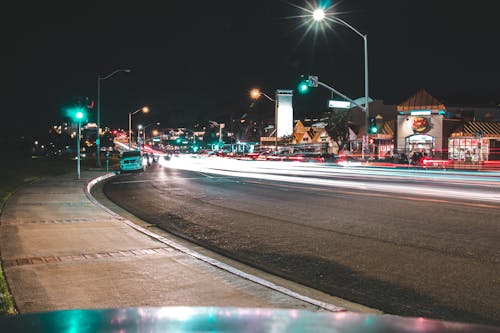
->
[119,150,146,173]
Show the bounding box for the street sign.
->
[328,100,351,109]
[352,97,373,108]
[308,75,318,87]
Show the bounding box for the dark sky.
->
[2,0,499,137]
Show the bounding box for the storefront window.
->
[405,134,435,157]
[448,137,489,161]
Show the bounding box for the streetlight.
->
[310,8,370,159]
[137,124,143,152]
[137,122,160,151]
[209,120,225,150]
[129,106,149,149]
[96,68,131,166]
[250,88,278,151]
[250,88,275,102]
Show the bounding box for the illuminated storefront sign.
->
[410,110,431,116]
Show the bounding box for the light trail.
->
[159,155,500,205]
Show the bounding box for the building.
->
[449,122,500,161]
[395,90,449,159]
[394,89,500,161]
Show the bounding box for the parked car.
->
[119,150,146,173]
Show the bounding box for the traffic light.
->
[67,106,87,123]
[369,117,378,134]
[298,75,319,94]
[298,76,310,94]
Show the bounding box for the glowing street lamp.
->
[137,122,160,151]
[250,87,278,151]
[96,68,131,167]
[128,106,149,149]
[313,9,325,21]
[209,120,225,149]
[250,88,275,102]
[308,7,370,159]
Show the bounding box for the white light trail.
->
[159,155,500,204]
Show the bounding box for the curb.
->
[85,173,345,312]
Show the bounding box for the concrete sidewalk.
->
[0,171,344,314]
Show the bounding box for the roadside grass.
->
[0,156,118,316]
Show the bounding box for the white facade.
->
[275,90,293,138]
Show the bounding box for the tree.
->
[277,134,293,146]
[325,110,352,153]
[202,122,220,146]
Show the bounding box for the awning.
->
[452,121,500,137]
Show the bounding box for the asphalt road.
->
[101,161,500,326]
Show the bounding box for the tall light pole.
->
[312,8,370,159]
[138,122,160,148]
[129,106,149,149]
[250,88,277,151]
[96,68,131,167]
[209,120,225,150]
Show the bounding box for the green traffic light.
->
[67,106,87,122]
[369,117,378,134]
[298,82,309,94]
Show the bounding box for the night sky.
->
[2,0,499,138]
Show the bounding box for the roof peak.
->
[397,89,446,112]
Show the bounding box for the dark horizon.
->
[3,0,499,138]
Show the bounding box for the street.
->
[101,157,500,326]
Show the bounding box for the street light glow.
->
[250,88,261,99]
[142,106,150,113]
[249,88,275,102]
[313,9,325,21]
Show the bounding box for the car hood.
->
[1,307,498,332]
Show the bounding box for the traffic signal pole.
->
[301,76,370,159]
[96,77,101,167]
[77,120,81,180]
[318,80,369,159]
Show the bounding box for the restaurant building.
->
[395,90,500,161]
